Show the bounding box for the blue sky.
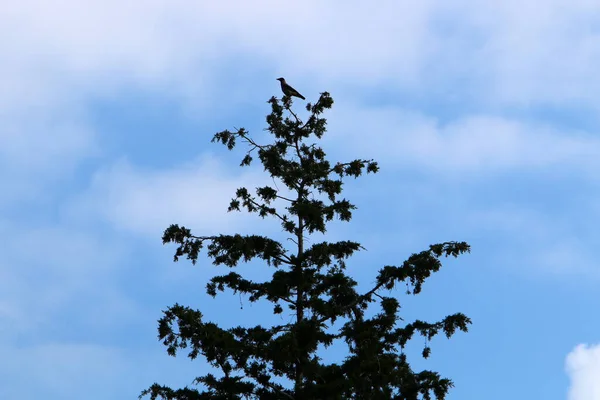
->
[1,0,600,399]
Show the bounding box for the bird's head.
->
[276,77,285,82]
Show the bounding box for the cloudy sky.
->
[1,0,600,399]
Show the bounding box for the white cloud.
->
[452,0,600,106]
[326,105,600,174]
[2,0,599,106]
[2,0,436,86]
[68,155,275,237]
[1,0,598,208]
[567,343,600,400]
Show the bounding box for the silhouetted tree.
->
[141,90,472,400]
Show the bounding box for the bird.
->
[276,77,305,100]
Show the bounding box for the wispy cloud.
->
[67,155,272,237]
[327,105,600,175]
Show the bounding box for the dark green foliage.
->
[141,92,472,400]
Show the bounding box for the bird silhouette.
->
[276,77,305,100]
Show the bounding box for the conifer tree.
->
[141,91,472,400]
